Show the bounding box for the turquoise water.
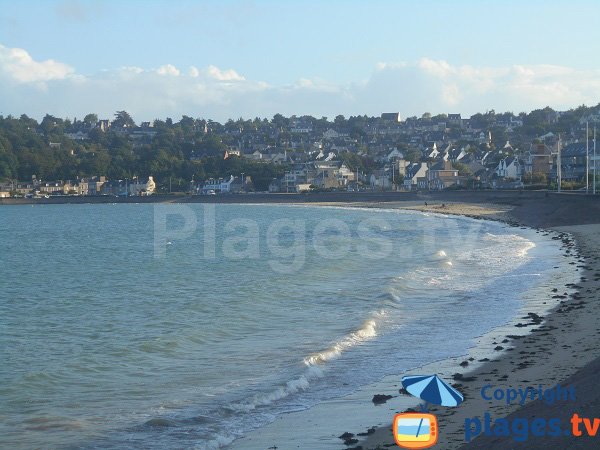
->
[0,204,570,449]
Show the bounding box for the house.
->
[387,148,404,161]
[312,161,354,188]
[447,114,462,127]
[244,150,266,161]
[495,156,522,180]
[427,143,439,159]
[129,176,156,196]
[201,175,234,194]
[558,142,592,181]
[337,163,355,185]
[323,128,341,140]
[129,127,158,141]
[65,131,89,140]
[428,160,460,190]
[13,182,36,196]
[313,166,341,189]
[101,180,127,196]
[381,112,401,122]
[77,176,106,195]
[403,162,429,189]
[269,153,289,164]
[37,181,68,195]
[370,168,391,189]
[290,117,313,134]
[525,143,553,176]
[448,147,468,162]
[392,158,410,178]
[96,120,111,132]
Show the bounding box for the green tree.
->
[113,111,136,128]
[83,113,98,126]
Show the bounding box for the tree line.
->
[0,113,285,191]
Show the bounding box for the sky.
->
[1,0,600,122]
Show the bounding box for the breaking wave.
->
[303,311,385,366]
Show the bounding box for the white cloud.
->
[205,65,245,81]
[0,44,74,83]
[156,64,180,76]
[2,42,600,122]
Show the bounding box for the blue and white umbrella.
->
[401,374,464,407]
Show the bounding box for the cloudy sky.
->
[1,0,600,122]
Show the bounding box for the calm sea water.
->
[0,203,572,449]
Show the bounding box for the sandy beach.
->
[351,199,600,450]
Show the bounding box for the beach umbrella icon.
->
[401,375,464,407]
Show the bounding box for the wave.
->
[194,433,235,450]
[303,310,385,366]
[223,311,387,429]
[228,366,324,413]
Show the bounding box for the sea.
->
[0,203,578,449]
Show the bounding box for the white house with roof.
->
[427,143,439,159]
[495,157,522,180]
[202,176,234,194]
[129,176,156,195]
[403,162,429,189]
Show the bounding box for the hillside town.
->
[1,107,599,198]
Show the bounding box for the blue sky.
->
[1,0,599,121]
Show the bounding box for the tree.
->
[334,115,346,127]
[113,111,136,128]
[40,114,65,135]
[83,113,98,126]
[404,147,422,162]
[452,162,472,176]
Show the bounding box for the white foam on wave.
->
[194,433,235,450]
[229,366,324,413]
[303,311,385,366]
[482,233,536,258]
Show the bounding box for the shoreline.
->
[351,203,600,449]
[226,198,598,450]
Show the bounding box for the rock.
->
[372,394,394,405]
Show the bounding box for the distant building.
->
[428,160,460,190]
[200,175,235,194]
[525,143,553,176]
[129,176,156,196]
[77,176,106,195]
[495,156,522,180]
[381,113,401,122]
[96,120,111,132]
[447,114,462,127]
[403,162,429,189]
[370,168,391,189]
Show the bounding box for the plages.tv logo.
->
[394,413,438,449]
[394,374,464,448]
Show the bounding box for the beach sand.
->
[353,204,600,450]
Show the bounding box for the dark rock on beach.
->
[371,394,394,405]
